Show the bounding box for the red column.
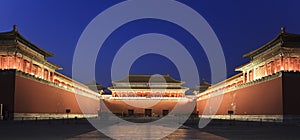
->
[280,57,284,71]
[288,57,291,71]
[6,56,8,69]
[13,56,16,69]
[48,70,51,81]
[44,69,48,80]
[247,71,250,82]
[284,57,288,71]
[290,58,294,71]
[294,58,296,71]
[30,61,33,74]
[250,70,253,81]
[271,61,275,74]
[243,72,247,83]
[51,72,55,82]
[264,63,267,76]
[6,56,9,69]
[275,59,278,73]
[296,58,298,71]
[18,58,22,71]
[0,56,3,69]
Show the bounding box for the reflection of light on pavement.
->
[106,124,175,139]
[68,124,228,140]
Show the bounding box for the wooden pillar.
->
[10,56,14,69]
[298,58,300,71]
[23,60,26,73]
[274,59,278,73]
[250,69,253,81]
[248,70,251,81]
[21,57,24,72]
[246,71,249,82]
[41,66,44,79]
[253,67,256,80]
[6,56,9,69]
[264,63,267,77]
[14,55,17,69]
[30,60,33,74]
[243,72,246,83]
[270,61,273,74]
[296,58,298,71]
[294,58,297,71]
[292,58,296,71]
[9,56,12,69]
[288,57,291,71]
[5,56,8,69]
[51,72,55,82]
[280,56,284,71]
[1,56,3,69]
[19,58,23,71]
[48,70,51,81]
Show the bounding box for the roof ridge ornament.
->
[281,26,286,34]
[13,25,18,32]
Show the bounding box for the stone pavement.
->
[1,119,300,139]
[68,125,226,140]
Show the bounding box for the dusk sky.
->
[1,0,300,87]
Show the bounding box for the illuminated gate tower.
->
[196,27,300,121]
[102,75,194,117]
[0,26,100,120]
[236,27,300,82]
[0,25,59,78]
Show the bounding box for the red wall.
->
[14,75,99,115]
[197,77,283,115]
[103,99,195,116]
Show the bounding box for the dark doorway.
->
[145,109,152,117]
[128,109,134,116]
[163,110,169,116]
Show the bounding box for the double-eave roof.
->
[113,74,183,84]
[0,25,54,57]
[243,28,300,59]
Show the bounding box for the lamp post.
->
[228,110,234,120]
[66,109,71,119]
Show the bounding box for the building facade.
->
[196,27,300,122]
[101,75,195,117]
[0,26,100,120]
[2,25,300,122]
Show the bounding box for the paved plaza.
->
[0,119,300,140]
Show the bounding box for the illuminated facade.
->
[101,75,195,117]
[3,25,300,122]
[0,26,100,120]
[196,27,300,121]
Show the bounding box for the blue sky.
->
[1,0,300,87]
